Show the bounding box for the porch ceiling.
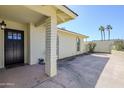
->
[0,5,47,24]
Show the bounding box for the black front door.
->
[4,29,24,67]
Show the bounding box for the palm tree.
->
[106,25,112,40]
[99,26,105,41]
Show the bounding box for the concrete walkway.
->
[0,64,49,88]
[96,53,124,88]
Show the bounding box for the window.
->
[17,33,21,40]
[8,32,13,39]
[76,37,80,51]
[8,32,22,40]
[13,33,17,40]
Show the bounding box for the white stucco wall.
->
[0,18,28,68]
[58,31,86,59]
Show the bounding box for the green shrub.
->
[88,42,96,53]
[112,40,124,51]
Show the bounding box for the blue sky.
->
[58,5,124,41]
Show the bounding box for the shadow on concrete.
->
[54,53,110,88]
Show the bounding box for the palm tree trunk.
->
[108,30,110,40]
[103,31,105,40]
[101,31,103,41]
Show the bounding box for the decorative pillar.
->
[45,16,57,77]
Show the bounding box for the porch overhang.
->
[25,5,78,25]
[0,5,48,26]
[0,5,77,26]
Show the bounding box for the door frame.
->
[57,35,59,59]
[4,28,25,67]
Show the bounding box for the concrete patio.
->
[0,53,110,88]
[96,52,124,88]
[0,64,49,88]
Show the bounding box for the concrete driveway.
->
[0,53,110,88]
[36,53,110,88]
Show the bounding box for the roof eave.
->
[54,5,78,19]
[62,5,78,16]
[58,28,89,38]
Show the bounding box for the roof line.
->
[62,5,78,16]
[58,28,89,38]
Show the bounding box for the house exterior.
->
[0,5,88,77]
[58,28,88,59]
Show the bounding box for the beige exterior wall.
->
[0,19,48,68]
[93,40,124,53]
[28,27,87,65]
[82,42,89,53]
[28,23,46,65]
[58,31,86,59]
[93,40,114,53]
[0,7,57,68]
[0,18,28,68]
[0,19,87,68]
[28,25,87,65]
